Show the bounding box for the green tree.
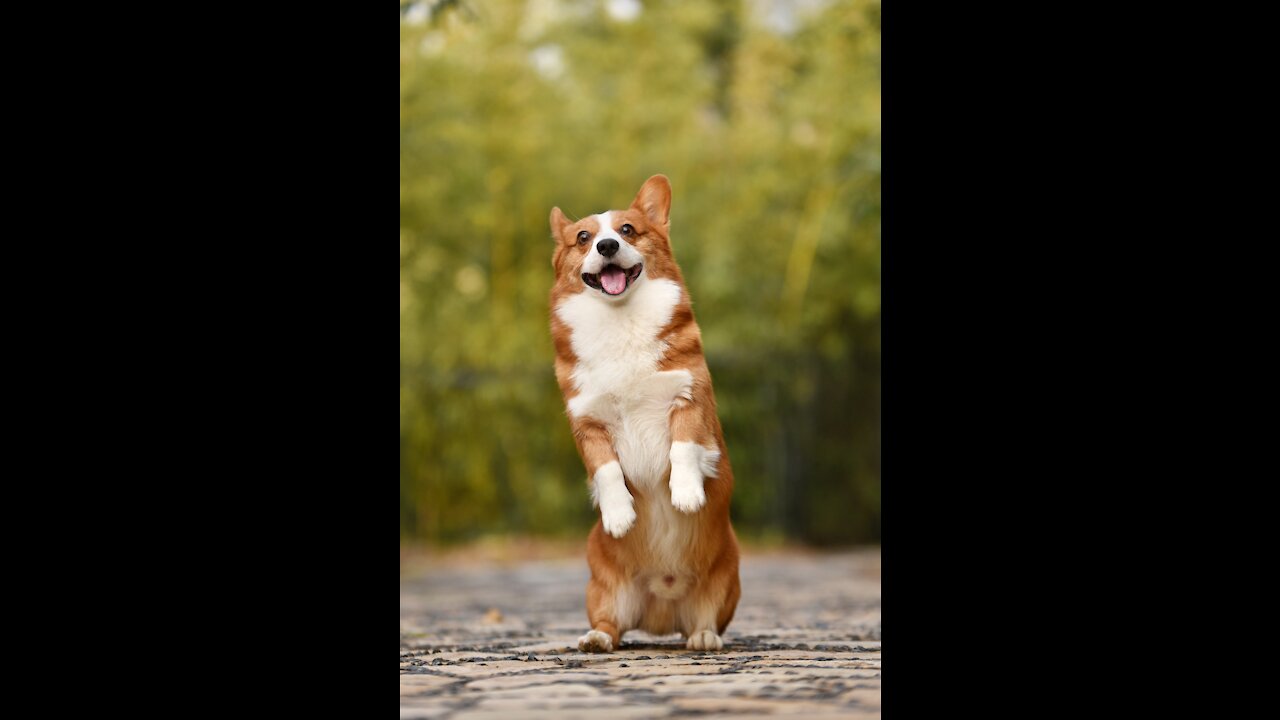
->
[401,0,880,545]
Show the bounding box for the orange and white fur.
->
[549,175,740,653]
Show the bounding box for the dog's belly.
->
[617,565,700,636]
[569,369,693,488]
[635,594,682,636]
[610,377,684,487]
[636,488,697,574]
[612,492,700,635]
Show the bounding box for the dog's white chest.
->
[555,278,690,486]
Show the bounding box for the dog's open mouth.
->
[583,263,643,296]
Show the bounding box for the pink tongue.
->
[600,266,627,294]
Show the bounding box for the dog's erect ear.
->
[549,206,570,238]
[631,175,671,230]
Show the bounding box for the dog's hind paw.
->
[686,629,723,651]
[577,630,614,653]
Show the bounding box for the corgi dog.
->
[548,175,740,653]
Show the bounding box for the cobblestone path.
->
[400,548,881,719]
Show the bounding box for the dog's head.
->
[550,175,680,301]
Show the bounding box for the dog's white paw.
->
[686,629,723,651]
[669,464,706,513]
[578,629,614,653]
[601,498,636,537]
[593,461,635,537]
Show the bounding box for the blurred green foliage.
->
[400,0,879,546]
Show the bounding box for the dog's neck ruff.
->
[555,277,683,390]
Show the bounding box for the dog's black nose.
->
[597,239,619,257]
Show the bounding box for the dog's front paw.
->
[578,629,614,653]
[686,629,723,651]
[601,497,636,537]
[669,464,706,513]
[593,461,635,537]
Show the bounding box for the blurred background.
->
[400,0,880,550]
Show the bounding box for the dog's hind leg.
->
[579,575,621,652]
[679,576,734,651]
[681,593,726,651]
[678,542,739,651]
[580,528,644,653]
[716,567,741,636]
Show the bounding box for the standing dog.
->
[548,175,740,653]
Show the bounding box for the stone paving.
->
[400,548,881,719]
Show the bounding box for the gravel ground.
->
[400,548,881,719]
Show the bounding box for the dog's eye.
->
[576,231,590,244]
[621,224,634,236]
